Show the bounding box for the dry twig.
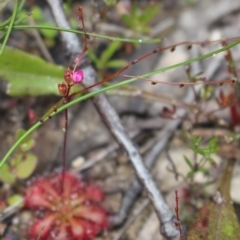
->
[46,0,180,238]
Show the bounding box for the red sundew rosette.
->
[25,171,108,240]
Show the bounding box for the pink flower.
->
[72,70,84,84]
[25,171,108,240]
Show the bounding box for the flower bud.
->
[64,69,73,84]
[58,83,67,96]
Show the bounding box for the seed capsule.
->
[58,83,67,96]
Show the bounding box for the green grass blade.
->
[0,0,25,28]
[1,40,240,167]
[0,0,19,54]
[4,25,161,43]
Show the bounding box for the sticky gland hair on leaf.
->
[24,171,108,240]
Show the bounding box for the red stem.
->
[175,190,183,239]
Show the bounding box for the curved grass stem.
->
[1,40,240,167]
[0,0,19,54]
[0,24,161,44]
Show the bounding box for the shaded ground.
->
[1,0,240,239]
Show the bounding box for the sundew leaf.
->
[0,45,65,96]
[187,159,240,240]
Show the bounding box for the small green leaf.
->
[15,153,37,179]
[16,129,26,141]
[16,129,35,151]
[139,5,160,25]
[208,137,219,154]
[20,139,35,152]
[31,6,43,21]
[192,136,202,145]
[39,22,58,39]
[208,157,217,166]
[106,59,128,68]
[185,0,195,4]
[200,86,214,99]
[190,146,206,156]
[0,164,16,184]
[7,194,24,207]
[198,167,210,174]
[0,45,64,96]
[121,15,133,28]
[100,41,122,65]
[103,0,117,6]
[184,155,194,170]
[87,49,101,68]
[187,171,194,178]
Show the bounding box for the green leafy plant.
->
[121,2,161,35]
[30,6,58,46]
[1,1,240,239]
[88,40,128,76]
[184,136,219,178]
[103,0,117,6]
[0,129,37,184]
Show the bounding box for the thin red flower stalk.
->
[174,190,183,240]
[54,7,87,191]
[121,74,236,87]
[230,100,240,126]
[72,7,89,73]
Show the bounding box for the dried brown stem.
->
[174,190,183,239]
